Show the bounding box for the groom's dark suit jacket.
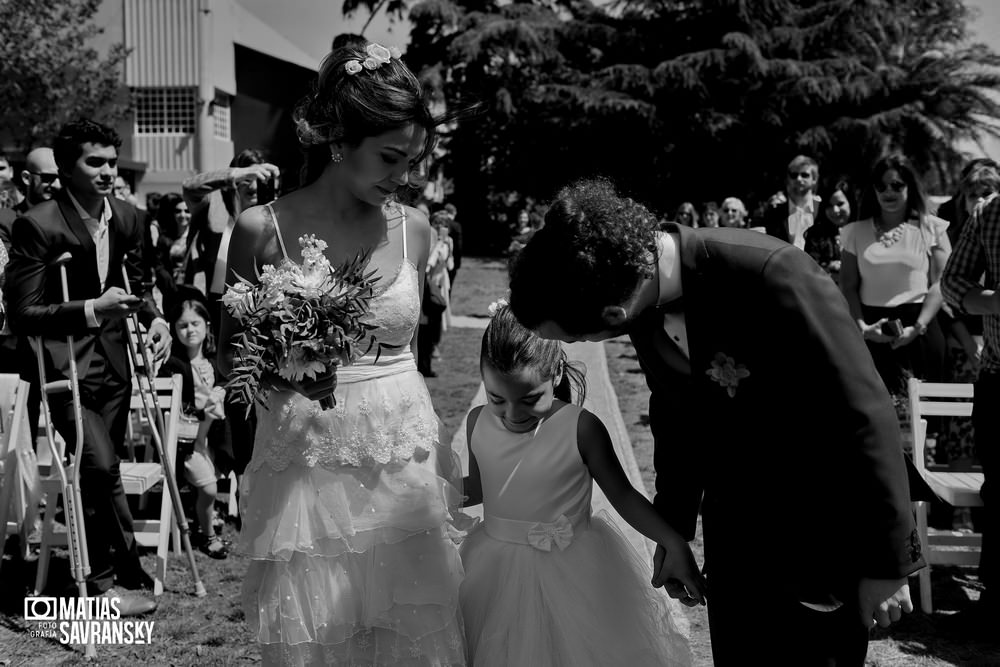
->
[6,191,160,385]
[630,223,924,602]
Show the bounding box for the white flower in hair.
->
[367,43,393,64]
[363,57,378,70]
[487,298,508,317]
[345,60,363,75]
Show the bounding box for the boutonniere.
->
[706,352,750,397]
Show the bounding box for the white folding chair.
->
[0,375,38,572]
[35,374,184,598]
[907,377,983,614]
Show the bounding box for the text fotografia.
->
[24,596,155,645]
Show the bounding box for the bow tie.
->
[655,297,685,315]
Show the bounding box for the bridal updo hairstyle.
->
[509,178,659,336]
[483,303,587,404]
[293,43,438,185]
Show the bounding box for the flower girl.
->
[459,302,699,666]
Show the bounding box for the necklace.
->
[873,219,906,247]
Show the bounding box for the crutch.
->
[31,252,96,659]
[119,266,206,597]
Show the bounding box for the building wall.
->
[113,0,238,200]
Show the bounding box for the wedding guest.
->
[0,151,26,211]
[839,154,950,396]
[719,197,747,228]
[219,42,465,664]
[417,211,453,377]
[673,201,698,227]
[183,150,277,479]
[7,118,171,614]
[509,177,924,666]
[443,201,463,288]
[461,302,695,666]
[159,194,193,284]
[700,201,720,228]
[936,161,998,478]
[761,154,821,249]
[18,147,62,211]
[942,189,1000,640]
[803,179,854,279]
[159,299,229,559]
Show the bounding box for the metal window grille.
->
[212,94,231,141]
[132,87,198,135]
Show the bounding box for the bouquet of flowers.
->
[222,235,381,415]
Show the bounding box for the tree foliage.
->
[0,0,130,151]
[355,0,1000,251]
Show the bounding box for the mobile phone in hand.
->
[881,319,905,338]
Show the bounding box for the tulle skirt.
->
[240,367,466,666]
[459,512,691,667]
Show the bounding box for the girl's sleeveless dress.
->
[460,403,692,667]
[240,203,466,666]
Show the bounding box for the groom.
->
[509,178,924,666]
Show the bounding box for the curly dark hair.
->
[509,178,659,335]
[53,118,122,175]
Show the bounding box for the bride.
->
[218,43,465,666]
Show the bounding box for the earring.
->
[331,152,344,163]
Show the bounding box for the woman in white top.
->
[840,154,951,395]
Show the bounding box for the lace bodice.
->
[357,260,421,357]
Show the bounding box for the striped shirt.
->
[942,193,1000,374]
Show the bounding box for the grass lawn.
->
[604,334,1000,667]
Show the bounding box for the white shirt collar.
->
[66,191,111,227]
[655,231,683,306]
[789,196,816,216]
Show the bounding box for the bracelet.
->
[914,321,928,336]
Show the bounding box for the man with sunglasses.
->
[762,154,822,250]
[18,148,62,212]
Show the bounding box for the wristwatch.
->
[914,321,928,336]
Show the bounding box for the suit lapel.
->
[55,194,100,292]
[56,194,96,255]
[673,224,712,378]
[107,198,124,286]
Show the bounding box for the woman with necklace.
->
[839,154,951,396]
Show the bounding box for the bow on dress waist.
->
[484,510,590,552]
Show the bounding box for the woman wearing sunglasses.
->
[839,154,950,395]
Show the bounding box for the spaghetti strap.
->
[266,203,289,260]
[400,203,408,260]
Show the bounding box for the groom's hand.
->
[651,543,707,607]
[858,577,913,629]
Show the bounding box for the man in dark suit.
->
[761,154,823,250]
[510,178,924,666]
[7,119,171,614]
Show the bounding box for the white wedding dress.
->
[239,204,466,666]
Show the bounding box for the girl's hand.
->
[890,325,921,349]
[651,541,707,607]
[265,368,337,403]
[860,318,894,343]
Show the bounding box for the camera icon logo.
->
[24,596,58,621]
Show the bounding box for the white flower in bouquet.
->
[223,236,384,414]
